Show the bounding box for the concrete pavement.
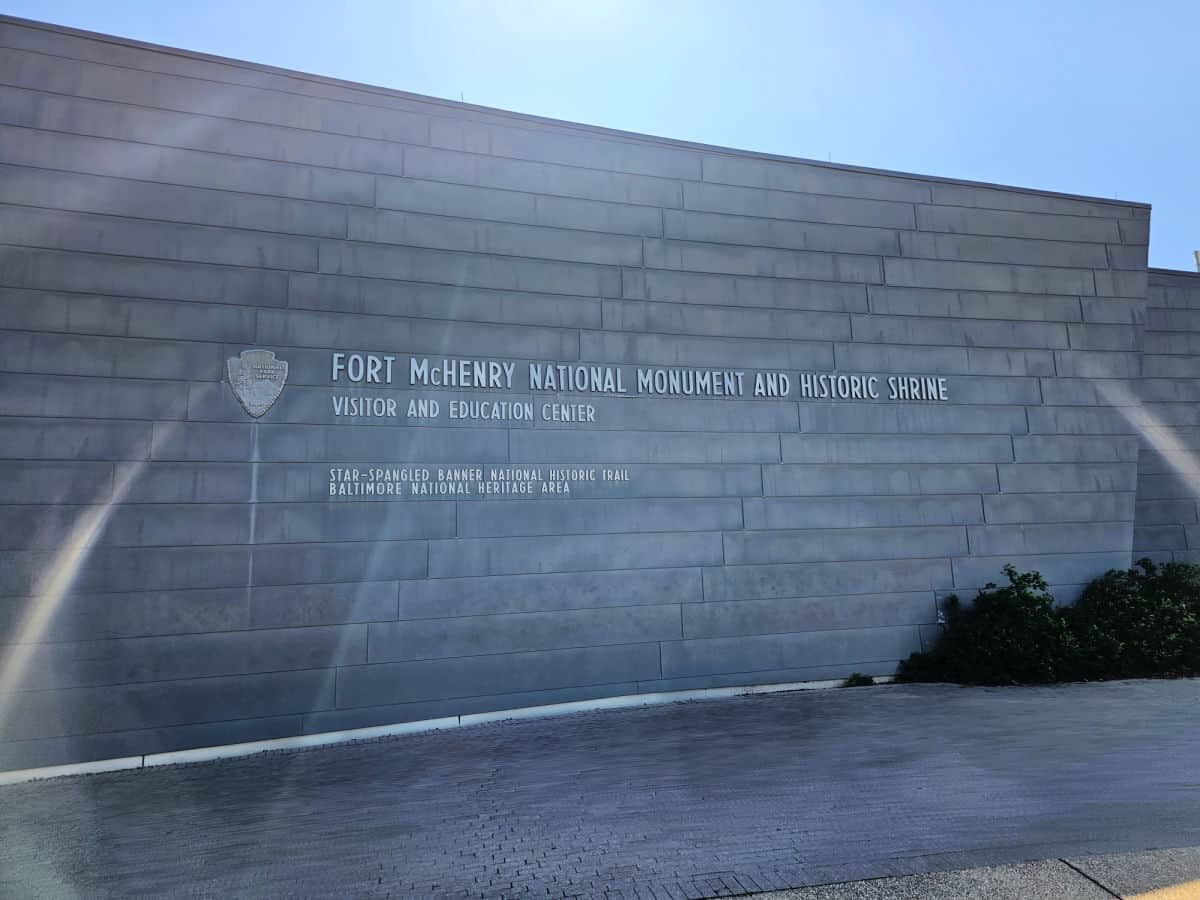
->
[762,847,1200,898]
[1,679,1198,898]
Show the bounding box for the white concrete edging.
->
[0,676,893,786]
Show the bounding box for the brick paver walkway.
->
[2,680,1198,898]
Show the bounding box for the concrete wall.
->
[1134,270,1200,562]
[0,16,1157,770]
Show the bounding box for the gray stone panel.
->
[1053,349,1142,378]
[428,532,724,577]
[0,19,1164,769]
[900,231,1109,268]
[0,331,224,381]
[832,342,1057,376]
[395,568,704,620]
[1,289,258,343]
[375,176,663,236]
[851,314,1069,349]
[454,121,702,180]
[1145,307,1200,331]
[0,204,319,271]
[580,330,835,369]
[0,545,250,597]
[0,164,349,237]
[602,298,851,341]
[1118,217,1151,243]
[0,461,114,504]
[404,145,682,207]
[0,46,430,146]
[933,375,1042,405]
[509,430,780,464]
[1136,473,1198,501]
[1067,323,1142,351]
[867,286,1082,322]
[300,681,646,735]
[0,246,289,305]
[368,604,681,663]
[662,208,901,255]
[99,503,251,548]
[16,624,367,691]
[967,522,1133,556]
[256,424,509,463]
[456,498,742,537]
[1137,379,1200,402]
[0,122,376,205]
[118,462,252,503]
[1012,435,1139,462]
[951,552,1132,591]
[3,668,336,742]
[1026,406,1139,435]
[0,714,304,771]
[250,581,399,628]
[251,541,427,586]
[700,153,932,202]
[635,269,869,312]
[927,182,1136,217]
[683,181,917,228]
[0,418,152,460]
[762,463,999,496]
[0,586,250,643]
[1134,525,1187,551]
[255,501,456,543]
[781,434,1014,464]
[997,463,1137,493]
[723,525,967,565]
[1134,499,1198,525]
[914,204,1121,242]
[319,239,620,299]
[682,591,936,638]
[1038,377,1141,406]
[743,496,983,530]
[883,258,1096,295]
[1095,269,1148,298]
[0,506,96,550]
[335,643,662,708]
[149,423,252,461]
[1102,353,1177,378]
[0,373,189,421]
[798,404,1028,435]
[1107,243,1149,270]
[645,238,882,283]
[1080,297,1146,325]
[659,626,922,679]
[0,82,407,176]
[348,208,644,266]
[288,272,603,330]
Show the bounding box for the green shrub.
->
[897,559,1200,686]
[897,565,1076,685]
[1067,558,1200,679]
[840,672,875,688]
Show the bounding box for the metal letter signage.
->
[227,349,288,418]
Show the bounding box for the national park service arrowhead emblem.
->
[227,349,288,418]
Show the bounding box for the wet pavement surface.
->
[1,679,1198,898]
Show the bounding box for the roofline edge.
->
[0,12,1153,212]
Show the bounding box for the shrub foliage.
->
[897,559,1200,685]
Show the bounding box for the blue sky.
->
[6,0,1197,269]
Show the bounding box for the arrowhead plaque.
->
[227,349,288,418]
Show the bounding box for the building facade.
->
[0,16,1197,771]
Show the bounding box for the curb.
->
[0,675,894,786]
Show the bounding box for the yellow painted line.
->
[1131,879,1200,900]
